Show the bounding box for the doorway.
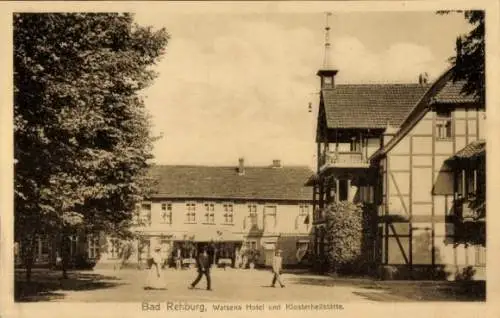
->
[263,242,276,266]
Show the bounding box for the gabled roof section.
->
[322,84,429,129]
[370,68,483,160]
[147,165,314,201]
[432,80,479,104]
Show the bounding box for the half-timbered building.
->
[309,66,486,280]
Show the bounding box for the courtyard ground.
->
[14,267,485,302]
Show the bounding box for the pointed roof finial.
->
[323,12,333,69]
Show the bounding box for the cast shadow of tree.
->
[287,274,484,301]
[15,270,125,302]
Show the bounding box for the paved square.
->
[15,268,485,302]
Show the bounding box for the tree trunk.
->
[24,234,37,283]
[60,230,69,279]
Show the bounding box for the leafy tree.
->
[439,10,485,104]
[14,13,168,280]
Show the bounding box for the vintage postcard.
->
[1,1,499,318]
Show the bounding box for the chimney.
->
[238,158,245,175]
[271,159,282,168]
[418,72,429,85]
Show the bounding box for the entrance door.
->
[263,242,276,266]
[160,240,172,264]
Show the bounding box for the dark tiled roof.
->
[322,84,429,129]
[147,165,314,201]
[454,140,486,159]
[432,80,478,104]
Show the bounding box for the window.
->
[297,204,309,229]
[68,235,78,257]
[350,137,361,152]
[360,186,374,203]
[161,203,173,224]
[296,240,309,262]
[87,235,100,259]
[139,239,150,260]
[223,203,234,224]
[475,245,486,266]
[338,180,348,201]
[467,170,477,196]
[140,203,152,225]
[110,238,121,259]
[36,235,50,261]
[264,205,277,231]
[436,110,452,139]
[204,203,215,224]
[186,203,196,223]
[248,204,258,227]
[299,204,309,216]
[457,169,479,199]
[40,235,50,255]
[245,240,257,250]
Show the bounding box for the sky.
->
[132,10,473,169]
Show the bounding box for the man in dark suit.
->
[188,247,212,291]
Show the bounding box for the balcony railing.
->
[460,201,483,222]
[320,151,370,169]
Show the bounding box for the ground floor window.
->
[475,245,486,266]
[172,241,197,259]
[296,241,309,262]
[36,235,51,262]
[110,238,122,259]
[68,235,78,257]
[87,235,100,259]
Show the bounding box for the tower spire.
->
[323,12,333,69]
[317,12,338,90]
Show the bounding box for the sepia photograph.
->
[5,1,495,311]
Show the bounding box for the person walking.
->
[144,246,166,290]
[270,249,285,288]
[188,247,212,291]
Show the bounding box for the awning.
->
[453,140,486,160]
[189,229,243,242]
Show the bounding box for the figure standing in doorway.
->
[270,249,285,288]
[175,247,182,270]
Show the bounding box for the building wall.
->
[131,200,312,236]
[380,107,486,279]
[97,199,313,267]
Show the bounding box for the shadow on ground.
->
[288,274,486,302]
[15,270,126,302]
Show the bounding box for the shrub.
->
[323,201,364,273]
[119,241,135,265]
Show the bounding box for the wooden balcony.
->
[320,151,370,170]
[460,202,482,222]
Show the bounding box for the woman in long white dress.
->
[144,246,166,290]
